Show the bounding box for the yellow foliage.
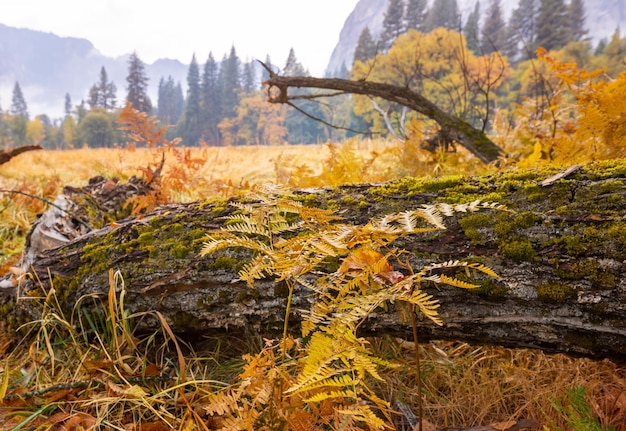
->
[200,187,506,429]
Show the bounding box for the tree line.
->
[0,0,624,150]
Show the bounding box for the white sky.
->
[2,0,360,75]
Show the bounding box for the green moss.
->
[499,238,536,262]
[137,232,154,245]
[536,282,577,303]
[170,244,191,259]
[208,256,244,272]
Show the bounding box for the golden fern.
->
[200,187,507,429]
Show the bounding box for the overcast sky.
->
[2,0,360,76]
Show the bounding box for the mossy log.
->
[3,160,626,361]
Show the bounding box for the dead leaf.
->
[490,420,517,430]
[106,380,148,399]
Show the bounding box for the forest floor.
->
[0,143,624,430]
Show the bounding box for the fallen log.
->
[2,160,626,361]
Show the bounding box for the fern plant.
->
[200,185,506,430]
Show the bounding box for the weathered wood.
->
[262,73,505,163]
[3,161,626,361]
[0,145,42,166]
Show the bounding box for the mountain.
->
[327,0,626,75]
[0,24,188,119]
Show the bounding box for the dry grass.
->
[1,142,625,430]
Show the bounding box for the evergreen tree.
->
[568,0,588,42]
[535,0,570,51]
[220,46,241,118]
[180,54,202,145]
[480,0,506,54]
[424,0,460,32]
[282,49,326,144]
[88,67,117,110]
[242,61,256,93]
[64,93,72,117]
[157,76,184,126]
[11,81,29,119]
[405,0,428,31]
[125,52,152,113]
[201,52,221,145]
[463,1,481,54]
[283,47,307,77]
[261,55,275,83]
[381,0,405,49]
[353,26,377,64]
[505,0,537,60]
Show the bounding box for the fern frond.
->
[239,255,275,286]
[423,274,480,289]
[304,389,357,403]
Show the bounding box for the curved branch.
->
[263,75,505,163]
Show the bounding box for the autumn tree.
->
[76,109,115,148]
[88,67,117,110]
[405,0,428,31]
[480,0,506,54]
[218,91,287,146]
[352,28,509,139]
[381,0,405,50]
[125,52,152,113]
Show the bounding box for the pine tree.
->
[10,81,29,119]
[535,0,570,51]
[424,0,460,32]
[284,47,307,77]
[381,0,405,49]
[353,26,377,64]
[282,49,325,144]
[157,76,184,126]
[201,52,221,145]
[405,0,428,31]
[64,93,72,117]
[464,1,481,54]
[180,54,202,145]
[88,67,117,110]
[568,0,588,42]
[505,0,537,60]
[261,55,275,83]
[220,46,241,118]
[480,0,506,54]
[242,61,256,93]
[125,52,152,113]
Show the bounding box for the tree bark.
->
[2,161,626,361]
[0,145,42,166]
[262,74,505,163]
